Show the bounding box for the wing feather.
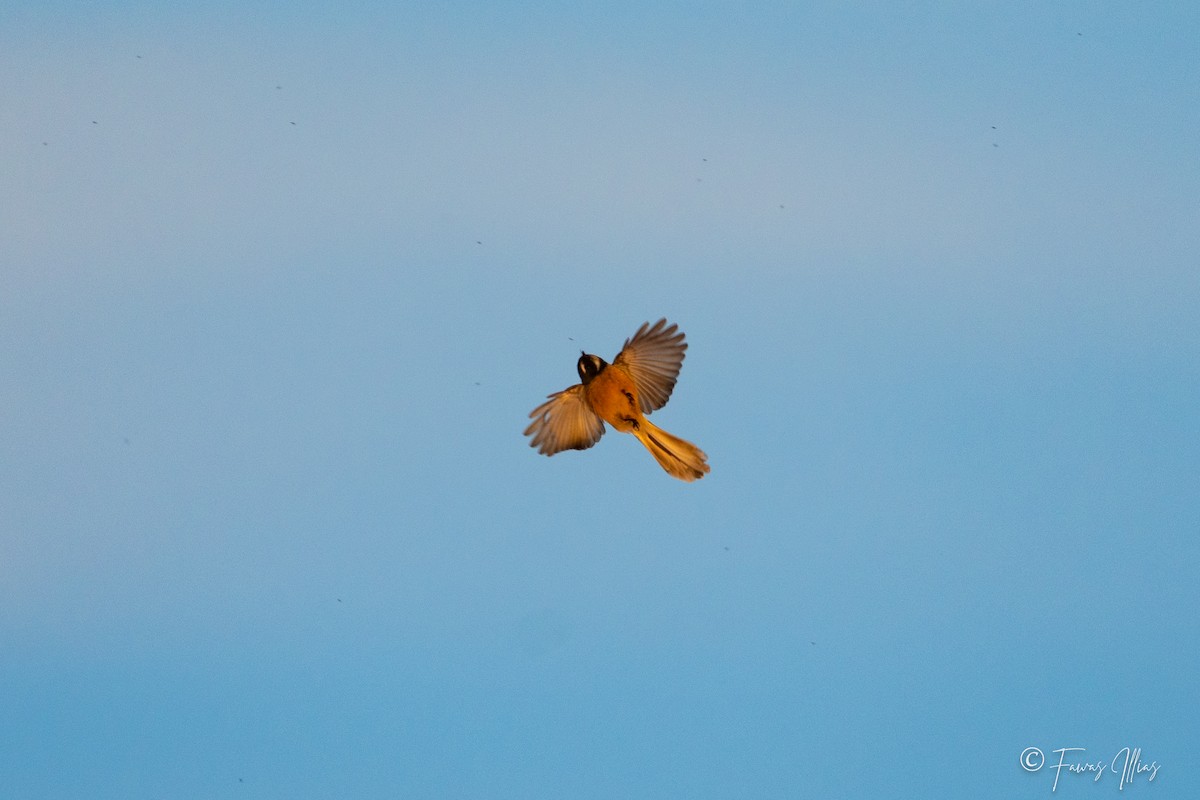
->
[612,318,687,414]
[524,384,606,455]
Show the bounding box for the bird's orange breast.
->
[584,366,642,432]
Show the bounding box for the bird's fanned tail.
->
[634,420,710,482]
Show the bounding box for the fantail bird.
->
[524,318,710,481]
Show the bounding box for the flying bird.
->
[525,319,710,481]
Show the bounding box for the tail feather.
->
[635,420,710,482]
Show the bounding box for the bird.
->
[524,319,710,481]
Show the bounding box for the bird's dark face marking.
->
[577,353,607,384]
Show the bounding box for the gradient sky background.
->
[2,3,1197,798]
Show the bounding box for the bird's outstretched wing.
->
[612,318,687,414]
[524,384,606,454]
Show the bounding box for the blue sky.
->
[2,3,1197,798]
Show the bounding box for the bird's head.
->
[576,352,607,384]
